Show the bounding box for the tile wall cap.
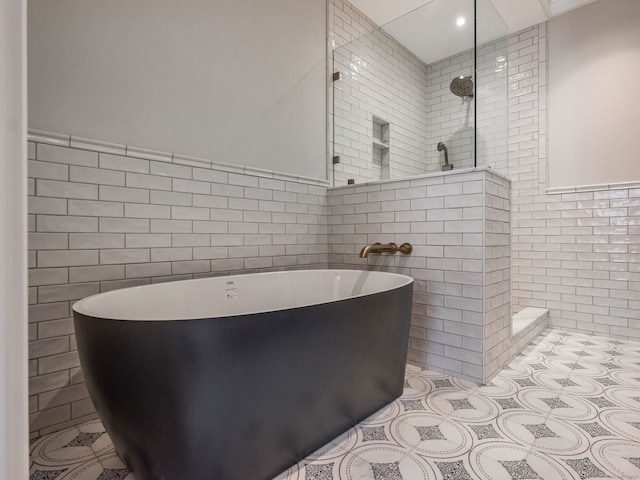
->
[328,166,508,193]
[28,129,328,187]
[28,129,70,147]
[547,180,640,195]
[70,136,126,156]
[126,145,173,163]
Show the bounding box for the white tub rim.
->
[72,269,413,321]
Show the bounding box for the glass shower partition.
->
[331,0,508,186]
[475,0,509,177]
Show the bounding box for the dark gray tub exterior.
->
[73,274,413,480]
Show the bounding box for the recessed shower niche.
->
[372,116,389,180]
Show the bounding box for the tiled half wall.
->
[27,130,522,437]
[27,131,330,437]
[328,168,517,384]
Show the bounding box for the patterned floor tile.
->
[340,446,434,479]
[391,413,472,458]
[498,411,590,455]
[27,330,640,480]
[30,420,113,467]
[469,443,574,480]
[591,440,640,479]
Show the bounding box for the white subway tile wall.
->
[327,168,512,384]
[476,38,509,175]
[28,135,329,437]
[483,172,513,381]
[425,53,475,172]
[428,37,509,174]
[331,0,429,185]
[508,25,640,341]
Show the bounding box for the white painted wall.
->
[28,0,327,179]
[0,0,29,477]
[549,0,640,188]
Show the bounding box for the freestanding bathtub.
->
[73,269,413,480]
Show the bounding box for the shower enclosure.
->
[330,0,508,186]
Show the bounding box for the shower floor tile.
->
[30,329,640,480]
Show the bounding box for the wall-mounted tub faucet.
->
[437,142,453,171]
[359,242,413,258]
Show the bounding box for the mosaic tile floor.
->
[30,329,640,480]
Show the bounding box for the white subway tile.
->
[150,190,191,206]
[192,247,229,260]
[99,153,149,173]
[193,194,227,209]
[171,206,209,220]
[28,160,69,181]
[150,219,192,234]
[229,222,258,234]
[69,265,124,283]
[29,268,69,287]
[37,216,98,233]
[38,318,74,339]
[150,248,192,262]
[259,178,285,190]
[70,166,124,186]
[69,200,123,217]
[171,234,211,247]
[99,218,149,233]
[210,258,244,272]
[192,167,228,184]
[29,233,68,251]
[125,234,171,248]
[127,172,171,191]
[100,185,150,204]
[29,197,67,215]
[29,303,70,323]
[228,173,258,187]
[172,260,211,275]
[124,203,170,219]
[211,183,243,198]
[37,180,98,200]
[210,208,243,222]
[193,221,228,234]
[211,234,245,246]
[173,178,210,195]
[38,282,99,303]
[126,262,172,279]
[37,144,98,167]
[150,161,191,179]
[100,248,150,265]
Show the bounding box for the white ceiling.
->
[346,0,600,64]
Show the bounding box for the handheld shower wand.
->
[437,142,453,171]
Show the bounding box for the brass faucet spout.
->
[359,242,413,258]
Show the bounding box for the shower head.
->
[437,142,447,153]
[450,75,474,98]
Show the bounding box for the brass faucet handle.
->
[397,243,413,255]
